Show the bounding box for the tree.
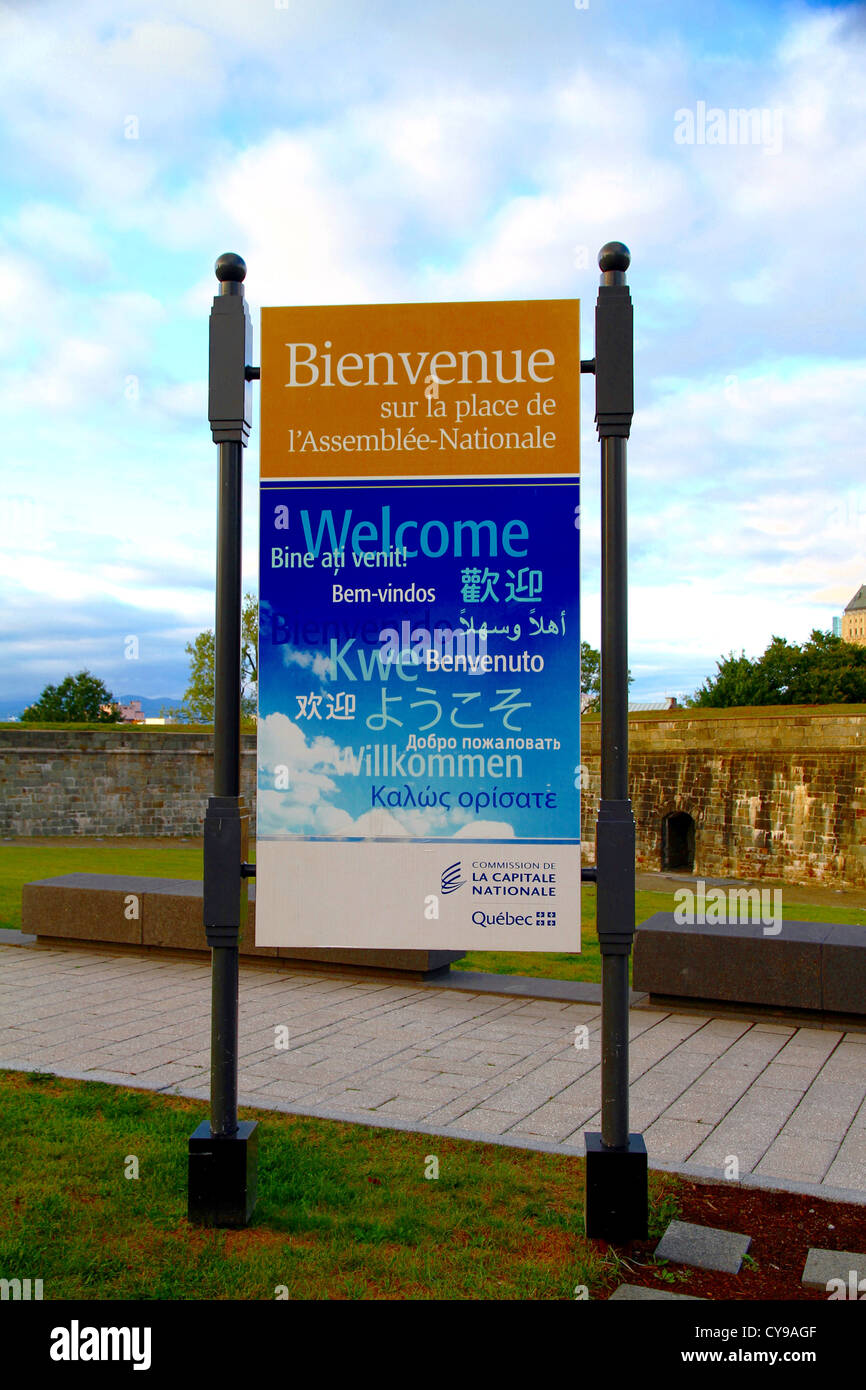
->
[21,670,120,723]
[581,641,600,694]
[688,630,866,707]
[181,627,216,724]
[580,640,633,712]
[168,593,258,724]
[687,651,771,708]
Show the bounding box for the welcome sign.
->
[256,299,581,951]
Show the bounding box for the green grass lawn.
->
[0,1070,680,1300]
[458,889,673,984]
[2,841,864,985]
[0,841,206,933]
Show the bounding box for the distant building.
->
[842,585,866,647]
[118,700,144,722]
[583,695,681,714]
[832,616,842,637]
[627,696,680,713]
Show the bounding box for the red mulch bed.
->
[599,1177,866,1300]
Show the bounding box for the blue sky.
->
[1,0,864,711]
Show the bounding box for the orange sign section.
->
[260,299,580,479]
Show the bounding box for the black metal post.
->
[188,253,258,1228]
[210,429,243,1142]
[584,243,648,1241]
[214,439,243,806]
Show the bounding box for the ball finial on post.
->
[215,253,247,284]
[598,242,630,275]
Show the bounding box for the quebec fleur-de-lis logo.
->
[441,861,465,895]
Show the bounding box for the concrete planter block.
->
[23,873,464,977]
[22,874,146,944]
[634,912,852,1016]
[822,925,866,1015]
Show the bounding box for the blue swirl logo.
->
[441,861,465,895]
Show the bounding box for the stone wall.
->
[2,707,865,886]
[0,728,257,838]
[581,707,866,887]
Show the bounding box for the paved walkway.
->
[2,939,865,1202]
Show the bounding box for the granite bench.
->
[21,873,464,980]
[634,911,866,1021]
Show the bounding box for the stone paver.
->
[641,1116,716,1163]
[824,1129,866,1189]
[609,1284,705,1301]
[655,1220,752,1274]
[802,1248,866,1289]
[688,1085,806,1172]
[1,939,866,1199]
[755,1134,841,1183]
[451,1106,522,1134]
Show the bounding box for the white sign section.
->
[255,840,579,951]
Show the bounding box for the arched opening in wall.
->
[661,812,695,873]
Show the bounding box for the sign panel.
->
[257,300,580,951]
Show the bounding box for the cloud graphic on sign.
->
[281,644,331,679]
[256,790,410,838]
[257,710,341,775]
[257,712,450,838]
[256,712,344,835]
[453,819,516,839]
[257,712,519,840]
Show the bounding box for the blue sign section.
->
[258,475,580,845]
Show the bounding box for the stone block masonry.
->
[0,728,257,838]
[582,707,866,889]
[1,705,865,887]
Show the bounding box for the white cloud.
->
[281,646,332,680]
[254,712,515,839]
[2,1,866,707]
[257,711,342,777]
[0,12,224,204]
[2,203,109,277]
[0,289,165,414]
[453,819,515,839]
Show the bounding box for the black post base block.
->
[584,1131,648,1242]
[188,1119,258,1228]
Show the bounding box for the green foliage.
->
[182,627,217,723]
[650,1261,686,1285]
[648,1186,682,1240]
[168,593,258,724]
[688,630,866,707]
[20,670,120,723]
[581,641,600,706]
[580,641,633,713]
